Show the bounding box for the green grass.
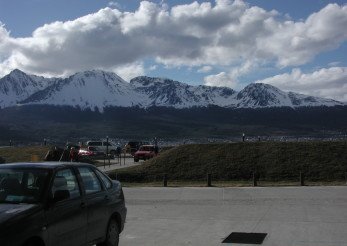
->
[110,141,347,183]
[0,146,50,163]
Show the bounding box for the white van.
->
[86,141,121,157]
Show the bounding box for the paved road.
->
[120,186,347,246]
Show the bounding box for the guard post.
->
[300,171,305,186]
[207,173,212,187]
[163,174,168,187]
[253,171,257,187]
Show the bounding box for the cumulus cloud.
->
[108,1,121,9]
[256,67,347,102]
[198,65,212,73]
[112,62,145,81]
[204,59,259,88]
[0,0,346,88]
[205,71,238,88]
[328,61,341,67]
[0,23,11,60]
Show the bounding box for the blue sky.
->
[0,0,347,101]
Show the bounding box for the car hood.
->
[0,203,39,224]
[135,151,152,155]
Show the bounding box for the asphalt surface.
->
[120,186,347,246]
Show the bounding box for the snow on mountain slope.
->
[288,92,345,107]
[0,69,54,108]
[236,83,293,108]
[0,69,345,111]
[23,70,148,111]
[130,76,237,108]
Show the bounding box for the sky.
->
[0,0,347,101]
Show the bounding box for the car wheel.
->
[134,157,139,162]
[98,219,119,246]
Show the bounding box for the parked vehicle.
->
[86,141,121,157]
[125,141,149,156]
[0,162,127,246]
[78,146,105,158]
[134,145,158,162]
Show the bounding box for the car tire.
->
[134,158,139,162]
[98,219,119,246]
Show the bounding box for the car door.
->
[45,168,87,246]
[76,166,109,244]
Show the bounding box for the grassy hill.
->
[111,141,347,183]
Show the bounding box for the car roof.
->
[0,162,95,170]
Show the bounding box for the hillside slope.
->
[113,141,347,182]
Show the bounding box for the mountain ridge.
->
[0,69,344,111]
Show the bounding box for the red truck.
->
[133,145,158,162]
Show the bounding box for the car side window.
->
[95,169,112,189]
[51,168,81,200]
[77,167,102,194]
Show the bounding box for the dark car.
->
[0,162,127,246]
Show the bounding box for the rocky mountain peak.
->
[0,69,345,110]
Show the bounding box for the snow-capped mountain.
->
[22,70,148,111]
[236,83,292,108]
[236,83,343,108]
[288,91,342,107]
[0,69,55,108]
[130,76,237,108]
[0,69,345,111]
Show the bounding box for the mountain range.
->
[0,69,344,111]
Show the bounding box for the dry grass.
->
[112,141,347,183]
[0,146,50,163]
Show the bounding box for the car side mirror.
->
[53,190,70,203]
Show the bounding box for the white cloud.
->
[198,65,212,73]
[108,1,121,9]
[204,59,259,88]
[256,67,347,102]
[328,61,341,67]
[112,62,145,81]
[149,65,157,71]
[257,4,347,67]
[0,0,346,87]
[0,23,11,61]
[204,71,238,88]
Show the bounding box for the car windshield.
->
[139,146,154,151]
[0,168,49,204]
